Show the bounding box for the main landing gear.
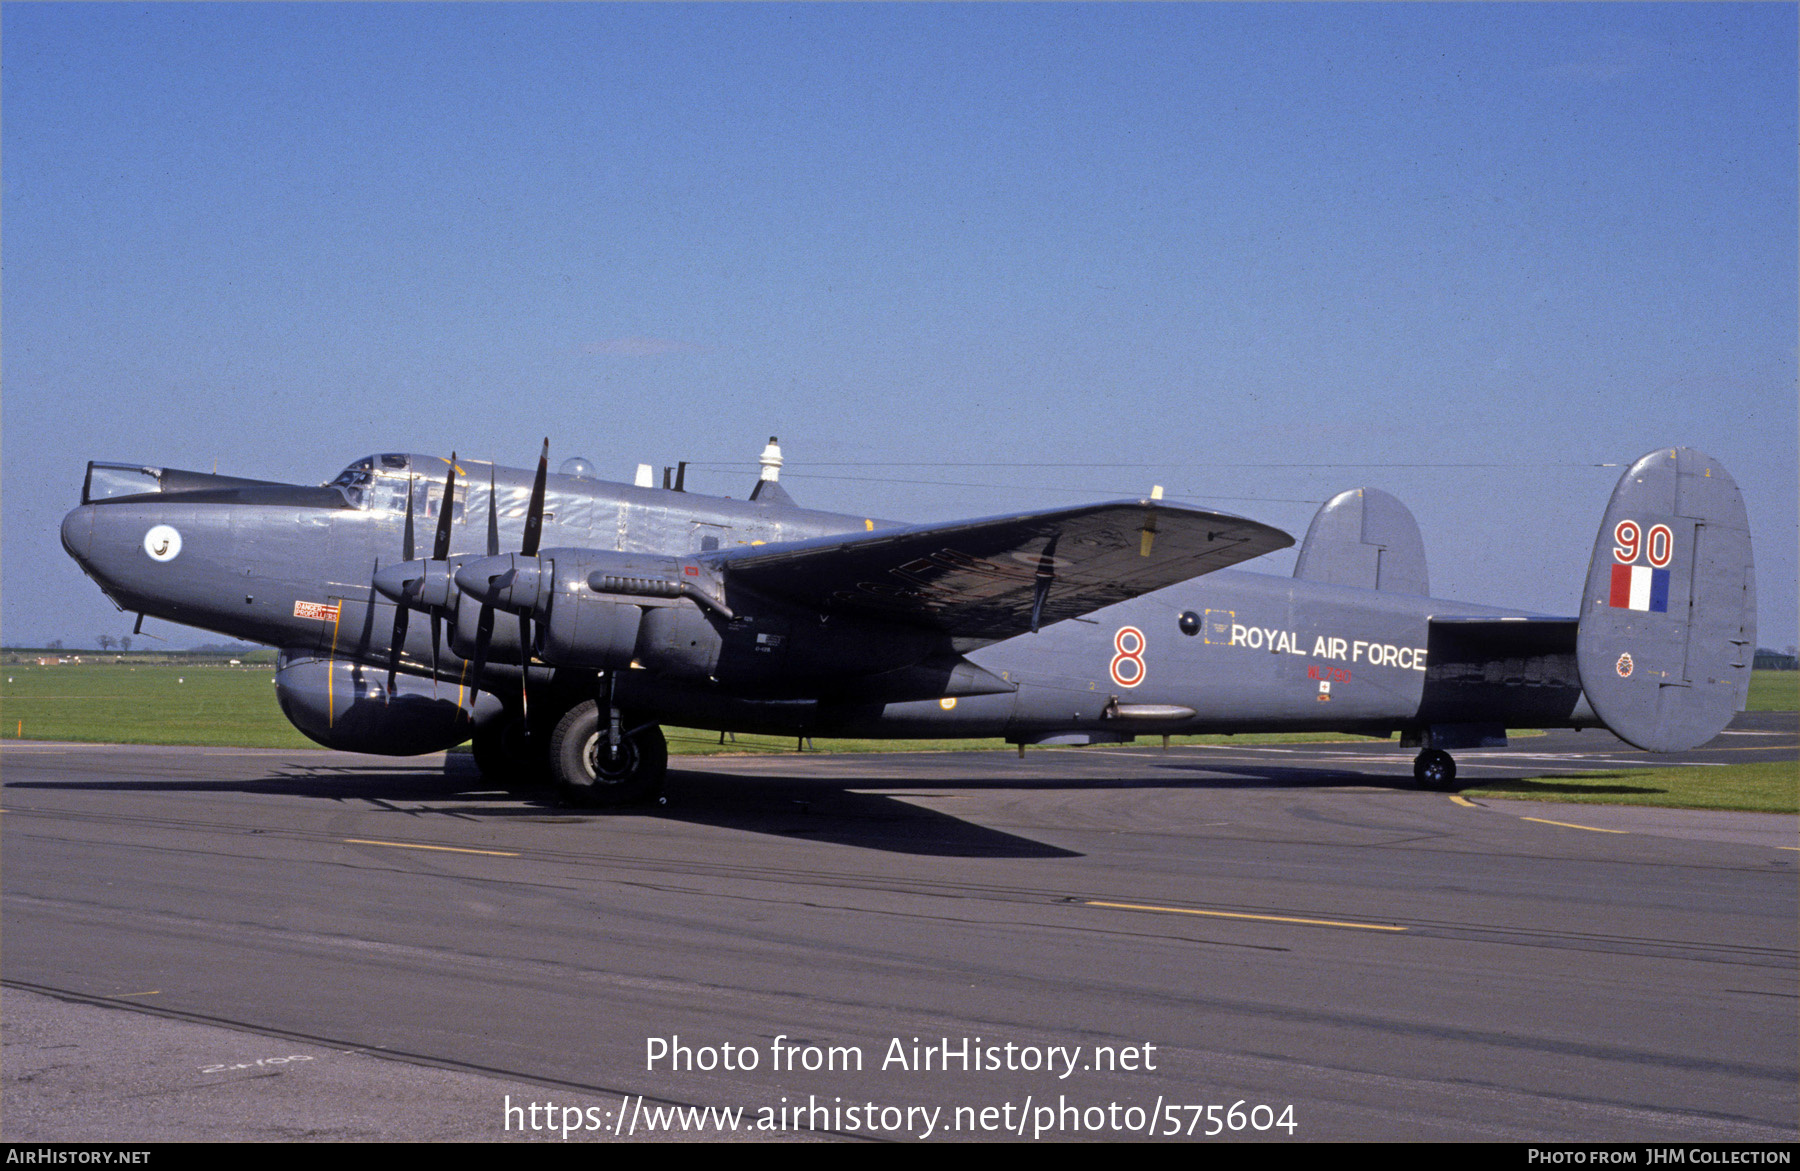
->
[467,684,667,807]
[1412,748,1457,791]
[548,699,667,807]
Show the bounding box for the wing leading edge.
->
[709,499,1293,643]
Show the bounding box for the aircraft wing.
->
[711,499,1292,642]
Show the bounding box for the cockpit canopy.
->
[327,454,405,510]
[327,454,463,519]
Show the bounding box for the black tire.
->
[549,700,667,807]
[471,715,546,791]
[1413,748,1456,791]
[470,717,516,783]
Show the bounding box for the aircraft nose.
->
[58,500,191,608]
[61,504,96,565]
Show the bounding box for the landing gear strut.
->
[548,698,667,807]
[1413,748,1456,791]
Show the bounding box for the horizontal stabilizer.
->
[1576,448,1755,752]
[712,499,1292,642]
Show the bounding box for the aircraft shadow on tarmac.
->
[2,750,1700,858]
[4,757,1088,859]
[1139,759,1670,798]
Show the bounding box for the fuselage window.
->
[418,480,466,524]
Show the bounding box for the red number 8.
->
[1111,626,1146,688]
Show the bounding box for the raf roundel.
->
[143,524,183,562]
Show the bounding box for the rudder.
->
[1576,448,1755,751]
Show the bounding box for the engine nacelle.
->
[535,550,721,676]
[274,650,503,755]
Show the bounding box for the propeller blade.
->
[430,611,443,700]
[518,612,533,729]
[426,455,456,699]
[387,604,410,695]
[386,481,419,693]
[486,466,499,557]
[521,438,549,558]
[433,453,457,562]
[516,440,550,735]
[456,469,502,709]
[469,599,494,699]
[401,474,416,563]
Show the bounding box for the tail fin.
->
[1575,449,1755,751]
[1293,487,1429,594]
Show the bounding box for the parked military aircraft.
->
[60,439,1755,803]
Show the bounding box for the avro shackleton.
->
[61,439,1755,803]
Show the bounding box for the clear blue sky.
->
[5,3,1794,649]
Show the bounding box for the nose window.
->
[84,463,163,504]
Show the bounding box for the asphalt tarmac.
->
[3,716,1794,1142]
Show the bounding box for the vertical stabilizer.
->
[1293,487,1429,594]
[1575,448,1755,751]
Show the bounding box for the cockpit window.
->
[328,458,374,487]
[328,454,462,518]
[327,456,410,512]
[327,458,375,507]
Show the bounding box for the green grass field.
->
[2,661,1792,813]
[1747,668,1800,712]
[0,660,316,748]
[1458,761,1796,815]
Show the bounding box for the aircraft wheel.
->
[470,718,516,782]
[471,715,545,792]
[1413,748,1456,791]
[549,700,667,807]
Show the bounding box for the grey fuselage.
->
[61,452,1583,747]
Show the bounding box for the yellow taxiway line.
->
[1519,816,1629,834]
[1086,900,1405,932]
[343,838,519,857]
